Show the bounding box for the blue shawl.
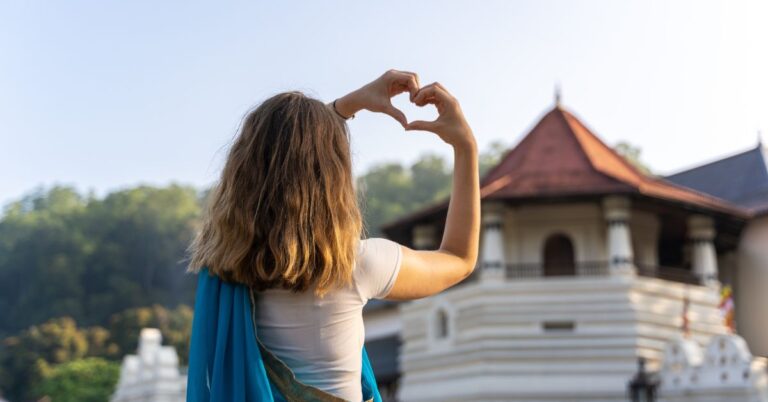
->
[186,269,383,402]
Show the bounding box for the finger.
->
[394,71,420,100]
[382,105,407,127]
[429,82,452,100]
[412,85,438,105]
[414,94,437,107]
[389,69,419,84]
[414,82,454,107]
[406,75,419,101]
[405,120,439,133]
[390,71,420,100]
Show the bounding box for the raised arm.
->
[333,72,480,301]
[332,69,420,126]
[385,83,480,301]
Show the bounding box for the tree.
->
[107,304,193,366]
[614,141,653,175]
[33,358,119,402]
[479,140,508,177]
[0,317,89,401]
[82,185,201,324]
[0,185,201,337]
[0,185,200,399]
[357,142,510,234]
[0,307,191,401]
[410,154,453,206]
[357,163,415,236]
[0,187,92,336]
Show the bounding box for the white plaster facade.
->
[397,273,729,401]
[365,305,402,342]
[501,202,607,266]
[736,216,768,357]
[393,196,761,401]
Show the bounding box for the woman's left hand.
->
[334,70,420,127]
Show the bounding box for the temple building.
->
[364,103,768,401]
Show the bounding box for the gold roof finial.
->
[554,83,562,107]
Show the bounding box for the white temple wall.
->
[499,201,665,267]
[736,215,768,357]
[364,306,401,342]
[503,202,606,264]
[397,275,728,402]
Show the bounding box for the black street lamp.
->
[628,357,659,402]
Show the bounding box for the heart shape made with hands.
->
[389,92,438,127]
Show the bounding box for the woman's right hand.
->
[334,69,420,127]
[405,83,476,150]
[386,82,481,301]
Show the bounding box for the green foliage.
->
[358,142,509,235]
[81,185,201,323]
[0,188,93,333]
[0,184,201,337]
[108,304,193,366]
[0,307,192,401]
[479,140,508,177]
[358,163,414,236]
[0,317,90,401]
[0,185,200,400]
[33,358,119,402]
[614,141,653,175]
[358,157,452,236]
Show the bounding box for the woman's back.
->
[254,238,402,401]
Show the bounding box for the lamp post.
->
[628,358,658,402]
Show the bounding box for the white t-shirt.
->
[254,237,403,401]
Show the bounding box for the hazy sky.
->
[2,0,767,206]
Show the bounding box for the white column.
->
[602,196,634,274]
[688,215,718,286]
[412,224,437,250]
[481,202,506,281]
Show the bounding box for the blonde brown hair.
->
[188,92,363,295]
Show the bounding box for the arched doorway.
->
[543,234,576,276]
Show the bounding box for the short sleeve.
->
[355,237,403,301]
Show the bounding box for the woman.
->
[187,70,480,401]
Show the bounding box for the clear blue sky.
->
[2,1,767,206]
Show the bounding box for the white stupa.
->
[111,328,186,402]
[659,333,768,402]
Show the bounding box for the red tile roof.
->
[482,106,743,212]
[382,105,748,232]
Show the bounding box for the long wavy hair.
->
[188,92,364,296]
